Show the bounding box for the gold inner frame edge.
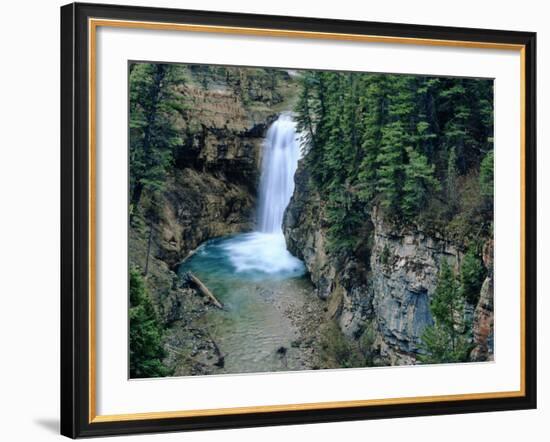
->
[87,17,527,424]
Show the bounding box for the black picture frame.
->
[61,2,537,438]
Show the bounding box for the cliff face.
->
[369,207,461,364]
[152,167,255,268]
[471,240,494,361]
[284,163,493,365]
[284,164,372,338]
[172,81,280,193]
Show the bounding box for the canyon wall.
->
[284,162,494,365]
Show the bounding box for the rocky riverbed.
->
[161,268,327,376]
[172,233,327,375]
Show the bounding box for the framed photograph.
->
[60,2,537,438]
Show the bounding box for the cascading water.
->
[257,114,300,234]
[180,113,305,280]
[220,113,304,275]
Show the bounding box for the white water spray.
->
[222,114,304,275]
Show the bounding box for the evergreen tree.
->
[460,246,487,304]
[292,70,494,242]
[402,146,439,218]
[295,72,329,185]
[376,120,406,213]
[325,183,363,253]
[320,73,350,187]
[438,79,493,174]
[357,74,389,204]
[294,72,317,152]
[129,63,185,213]
[479,149,494,200]
[340,73,364,182]
[446,146,459,211]
[129,267,171,378]
[439,80,471,174]
[374,75,416,215]
[419,260,471,364]
[413,77,440,159]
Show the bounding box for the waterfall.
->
[195,113,305,277]
[257,114,300,234]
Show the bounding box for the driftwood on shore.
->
[185,272,224,309]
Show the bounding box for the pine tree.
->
[446,146,459,211]
[402,146,439,218]
[295,71,329,185]
[479,149,494,200]
[413,77,440,159]
[439,80,471,174]
[321,73,349,187]
[292,70,494,235]
[129,267,171,378]
[460,246,487,304]
[375,75,417,215]
[419,260,471,364]
[129,63,185,213]
[340,73,364,183]
[325,183,363,253]
[376,120,406,213]
[294,72,317,152]
[357,74,389,204]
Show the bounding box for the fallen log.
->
[186,272,224,309]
